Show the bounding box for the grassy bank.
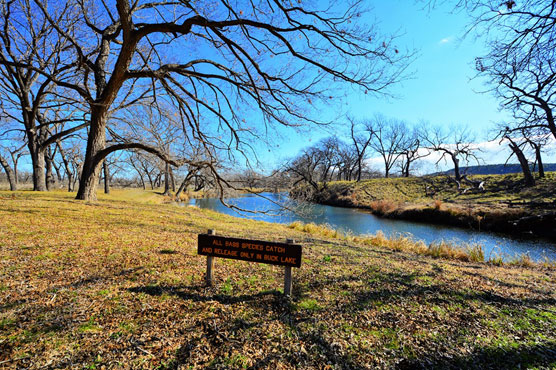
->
[1,190,556,369]
[297,173,556,239]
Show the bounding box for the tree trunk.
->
[45,149,55,191]
[103,160,110,194]
[30,145,47,191]
[56,141,74,192]
[535,145,545,178]
[508,140,535,186]
[0,154,17,191]
[68,173,73,192]
[10,153,19,185]
[54,162,63,183]
[176,171,194,198]
[402,157,410,177]
[155,173,162,189]
[176,179,187,198]
[76,108,107,201]
[452,155,461,181]
[163,162,171,195]
[170,166,176,191]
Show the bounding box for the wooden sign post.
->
[198,230,302,296]
[205,229,216,285]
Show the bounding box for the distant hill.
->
[433,163,556,176]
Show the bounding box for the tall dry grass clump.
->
[356,231,428,254]
[287,221,553,268]
[426,241,469,261]
[433,199,443,210]
[288,221,343,239]
[509,253,535,268]
[425,241,485,262]
[369,200,399,214]
[467,244,485,262]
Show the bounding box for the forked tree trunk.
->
[0,154,17,191]
[508,140,535,187]
[356,158,362,181]
[10,153,19,185]
[56,141,74,192]
[402,157,410,177]
[535,145,545,178]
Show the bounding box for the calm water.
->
[189,192,556,262]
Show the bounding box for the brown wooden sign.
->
[198,234,302,268]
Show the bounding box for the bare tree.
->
[0,151,16,190]
[23,0,411,201]
[398,125,428,177]
[0,1,88,191]
[501,128,536,186]
[367,115,406,178]
[285,146,326,192]
[348,117,373,181]
[129,152,159,190]
[0,119,26,189]
[421,124,481,181]
[468,1,556,141]
[519,127,549,179]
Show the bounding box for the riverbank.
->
[293,173,556,240]
[1,190,555,369]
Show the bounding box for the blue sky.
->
[4,1,552,176]
[256,0,549,173]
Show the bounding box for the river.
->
[188,192,556,262]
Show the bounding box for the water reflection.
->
[189,192,556,262]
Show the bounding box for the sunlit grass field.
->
[323,172,556,204]
[1,190,555,369]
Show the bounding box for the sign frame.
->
[197,230,302,296]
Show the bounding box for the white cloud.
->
[438,36,453,45]
[365,137,556,176]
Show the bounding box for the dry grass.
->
[433,199,443,210]
[299,174,556,239]
[1,190,555,369]
[287,221,552,268]
[369,199,399,215]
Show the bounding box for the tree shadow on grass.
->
[127,283,281,305]
[133,280,368,369]
[399,341,556,369]
[143,266,556,369]
[345,270,556,310]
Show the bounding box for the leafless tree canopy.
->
[468,1,556,139]
[420,124,480,181]
[0,0,413,200]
